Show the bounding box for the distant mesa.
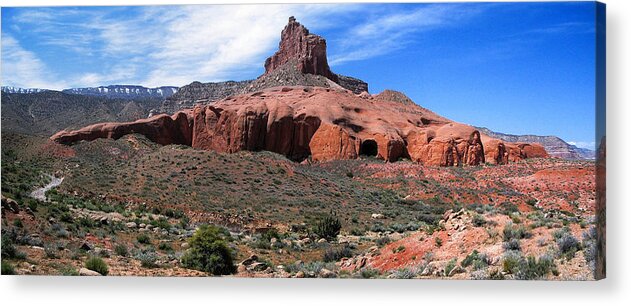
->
[50,17,549,166]
[476,127,595,160]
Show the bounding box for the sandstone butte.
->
[51,17,548,166]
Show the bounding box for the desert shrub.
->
[59,266,79,276]
[136,250,158,268]
[158,242,173,252]
[181,224,236,275]
[323,245,354,262]
[261,228,281,242]
[375,236,391,247]
[461,250,489,271]
[503,222,531,242]
[45,244,58,259]
[515,254,557,280]
[359,268,381,279]
[391,267,417,279]
[389,223,407,233]
[503,238,521,251]
[472,213,487,227]
[350,228,364,236]
[392,245,406,254]
[556,232,581,259]
[85,257,109,275]
[435,237,443,247]
[1,234,25,259]
[313,213,342,241]
[114,244,129,257]
[370,222,387,233]
[150,217,171,230]
[137,234,151,244]
[1,260,16,275]
[499,202,519,215]
[502,250,522,274]
[444,258,458,276]
[13,218,23,228]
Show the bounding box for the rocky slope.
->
[1,91,163,136]
[63,85,178,99]
[476,127,595,160]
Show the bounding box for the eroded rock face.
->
[51,86,548,166]
[50,111,194,147]
[264,17,338,82]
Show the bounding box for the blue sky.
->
[1,2,597,148]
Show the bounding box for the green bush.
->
[158,242,173,252]
[503,222,531,242]
[181,224,236,275]
[323,245,354,262]
[59,266,79,276]
[1,260,16,275]
[444,258,458,276]
[313,213,342,241]
[114,244,129,257]
[137,234,151,244]
[472,213,487,227]
[136,250,158,268]
[359,268,381,279]
[461,250,489,271]
[515,254,557,280]
[85,257,109,275]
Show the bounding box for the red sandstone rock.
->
[264,16,338,82]
[49,18,548,166]
[51,86,548,166]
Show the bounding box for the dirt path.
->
[30,175,64,201]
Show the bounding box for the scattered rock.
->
[79,268,102,276]
[240,254,259,266]
[319,268,336,278]
[1,195,20,214]
[80,242,92,251]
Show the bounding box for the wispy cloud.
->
[329,4,485,65]
[1,34,68,89]
[2,4,361,89]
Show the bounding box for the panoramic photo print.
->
[1,2,605,279]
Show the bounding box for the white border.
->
[1,0,630,305]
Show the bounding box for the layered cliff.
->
[52,86,547,166]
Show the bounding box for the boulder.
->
[79,268,102,276]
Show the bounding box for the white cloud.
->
[4,4,361,88]
[1,34,68,89]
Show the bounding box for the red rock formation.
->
[50,18,549,167]
[264,16,338,82]
[51,86,548,166]
[51,111,194,146]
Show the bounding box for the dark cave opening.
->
[359,139,378,157]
